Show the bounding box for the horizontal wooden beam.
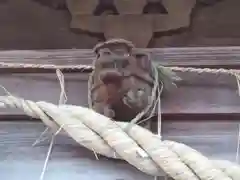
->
[3,113,240,122]
[0,72,238,119]
[0,47,239,119]
[0,46,239,73]
[1,120,239,179]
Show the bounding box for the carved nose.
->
[100,71,122,85]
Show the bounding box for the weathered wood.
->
[68,0,196,47]
[0,47,238,117]
[0,48,239,179]
[0,120,239,179]
[0,47,239,70]
[0,73,239,118]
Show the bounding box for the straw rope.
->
[0,61,240,179]
[0,95,239,180]
[0,61,239,87]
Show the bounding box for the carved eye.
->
[114,59,129,68]
[121,59,129,68]
[101,61,115,68]
[135,54,145,66]
[114,50,130,57]
[103,51,111,56]
[99,48,112,57]
[135,54,151,71]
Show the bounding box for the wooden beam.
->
[0,120,239,179]
[0,72,238,119]
[0,47,239,119]
[0,47,238,178]
[0,46,239,72]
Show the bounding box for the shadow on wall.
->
[0,0,101,50]
[0,0,239,49]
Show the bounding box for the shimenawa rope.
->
[0,95,240,180]
[0,62,240,179]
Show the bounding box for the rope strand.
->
[0,96,239,180]
[236,124,240,163]
[39,69,68,180]
[0,60,239,180]
[0,61,239,76]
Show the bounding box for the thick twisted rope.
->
[0,95,240,180]
[1,61,240,179]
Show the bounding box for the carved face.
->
[95,83,122,105]
[90,39,155,121]
[94,42,133,84]
[133,52,152,74]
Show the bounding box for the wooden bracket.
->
[67,0,196,47]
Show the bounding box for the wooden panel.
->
[192,0,240,38]
[0,47,238,117]
[0,120,239,180]
[0,47,239,70]
[0,73,239,117]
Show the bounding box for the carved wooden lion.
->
[89,39,156,122]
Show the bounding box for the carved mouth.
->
[100,71,123,85]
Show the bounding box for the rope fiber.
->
[0,95,239,180]
[0,61,240,179]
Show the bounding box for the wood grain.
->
[0,120,239,180]
[0,47,239,179]
[0,73,239,117]
[0,47,239,117]
[0,47,239,71]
